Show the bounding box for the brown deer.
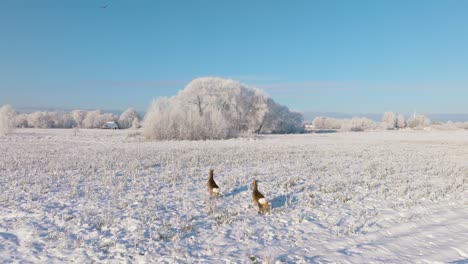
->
[252,180,271,214]
[206,169,220,199]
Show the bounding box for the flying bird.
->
[100,4,108,9]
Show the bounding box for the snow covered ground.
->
[0,128,467,263]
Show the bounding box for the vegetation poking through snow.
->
[0,129,467,262]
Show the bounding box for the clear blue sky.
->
[1,0,467,115]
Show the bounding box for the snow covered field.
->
[1,129,467,263]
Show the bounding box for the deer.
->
[251,180,271,214]
[206,169,220,199]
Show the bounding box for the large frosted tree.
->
[382,111,396,130]
[143,77,304,140]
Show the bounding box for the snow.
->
[0,128,467,263]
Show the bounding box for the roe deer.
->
[252,180,271,214]
[206,169,220,199]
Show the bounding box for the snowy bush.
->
[312,117,343,130]
[341,117,378,132]
[143,77,303,140]
[0,105,16,135]
[406,113,431,129]
[118,108,141,129]
[382,112,396,130]
[311,116,378,131]
[430,121,468,131]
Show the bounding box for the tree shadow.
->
[223,185,248,198]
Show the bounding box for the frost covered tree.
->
[15,113,29,128]
[143,77,303,140]
[118,108,141,129]
[11,109,119,129]
[82,110,117,129]
[71,110,87,128]
[0,105,16,135]
[382,112,396,130]
[259,98,303,134]
[27,112,52,128]
[25,111,75,128]
[131,118,140,129]
[396,114,406,129]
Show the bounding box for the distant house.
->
[103,121,119,129]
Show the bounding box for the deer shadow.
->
[450,259,468,264]
[270,193,297,209]
[223,185,248,198]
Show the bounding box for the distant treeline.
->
[307,112,468,131]
[2,106,141,130]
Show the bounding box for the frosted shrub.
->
[456,122,468,130]
[407,113,431,129]
[312,116,378,131]
[312,117,342,130]
[0,105,16,135]
[143,77,303,140]
[341,117,377,132]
